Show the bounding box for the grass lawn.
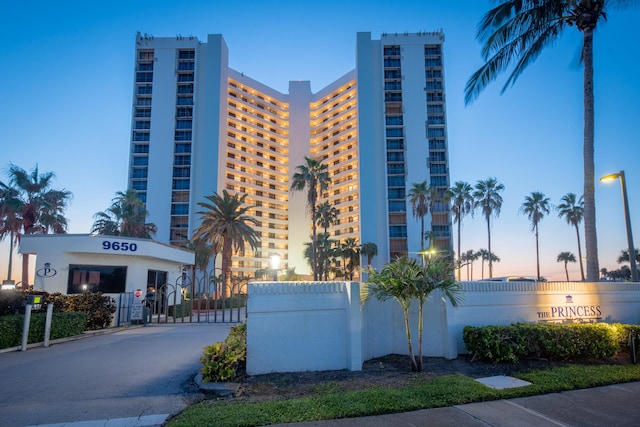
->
[166,363,640,427]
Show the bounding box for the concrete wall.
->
[246,280,640,375]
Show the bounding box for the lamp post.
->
[270,254,281,281]
[600,170,638,282]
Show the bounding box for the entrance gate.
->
[117,269,248,325]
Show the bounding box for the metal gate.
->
[117,269,247,325]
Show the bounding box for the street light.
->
[270,254,281,281]
[600,170,638,282]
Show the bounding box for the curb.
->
[0,324,144,354]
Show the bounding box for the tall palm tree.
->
[92,190,157,238]
[0,185,21,281]
[617,249,640,278]
[557,193,585,281]
[1,164,72,286]
[340,237,360,280]
[520,191,551,281]
[447,181,475,280]
[408,181,435,257]
[316,200,338,234]
[464,1,636,281]
[192,190,260,298]
[557,251,577,281]
[291,157,331,281]
[360,242,378,269]
[473,178,504,278]
[460,249,479,281]
[478,249,501,279]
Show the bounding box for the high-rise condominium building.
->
[128,31,451,278]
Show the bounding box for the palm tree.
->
[520,191,551,281]
[192,190,261,298]
[291,157,331,280]
[340,237,360,280]
[92,190,157,238]
[360,242,378,269]
[447,181,475,280]
[316,201,338,234]
[363,256,423,371]
[464,1,636,281]
[557,251,577,281]
[363,256,462,372]
[478,249,501,280]
[408,181,433,256]
[0,185,21,281]
[617,249,640,278]
[460,249,479,281]
[414,256,463,370]
[557,193,585,281]
[1,164,72,286]
[473,178,504,278]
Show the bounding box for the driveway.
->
[0,322,234,427]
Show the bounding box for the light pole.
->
[270,254,281,281]
[600,170,638,282]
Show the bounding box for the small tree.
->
[363,256,463,372]
[364,257,422,370]
[414,256,463,370]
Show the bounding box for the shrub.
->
[0,312,87,349]
[463,322,632,363]
[62,293,116,330]
[200,323,246,382]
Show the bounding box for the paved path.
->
[0,323,234,427]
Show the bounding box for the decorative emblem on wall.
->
[36,262,57,278]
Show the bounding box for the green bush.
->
[0,290,24,316]
[200,323,246,382]
[56,292,116,330]
[0,312,87,349]
[463,322,632,363]
[168,302,192,318]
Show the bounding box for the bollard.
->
[21,304,32,351]
[44,304,54,347]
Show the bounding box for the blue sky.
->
[1,0,638,282]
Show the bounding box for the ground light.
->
[600,170,638,282]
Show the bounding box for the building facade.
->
[128,31,451,278]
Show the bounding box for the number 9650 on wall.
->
[102,241,138,252]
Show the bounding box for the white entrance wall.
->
[246,280,640,375]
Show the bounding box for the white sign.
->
[131,289,144,321]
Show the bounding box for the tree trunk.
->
[582,28,599,281]
[6,233,14,281]
[535,225,540,281]
[575,224,585,281]
[221,239,232,299]
[486,215,493,278]
[403,310,418,371]
[457,219,462,281]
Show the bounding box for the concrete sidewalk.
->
[270,381,640,426]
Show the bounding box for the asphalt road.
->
[0,322,234,427]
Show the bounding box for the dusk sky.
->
[1,0,638,282]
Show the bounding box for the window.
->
[132,144,149,154]
[175,131,192,141]
[171,204,189,215]
[67,265,127,294]
[175,143,191,153]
